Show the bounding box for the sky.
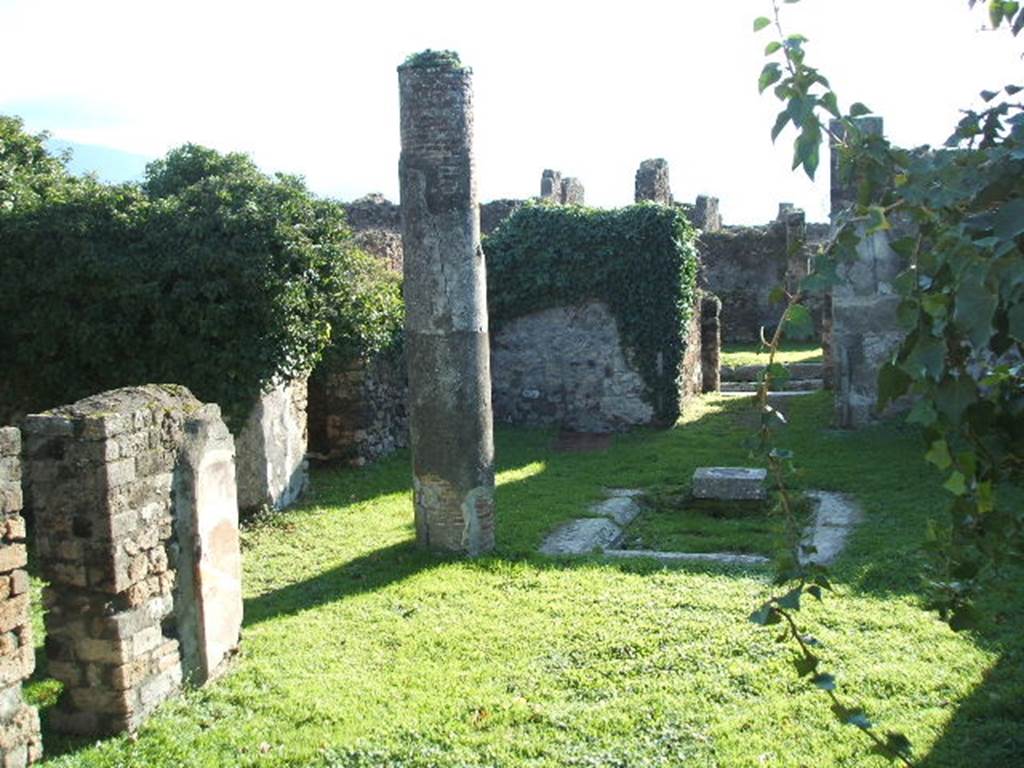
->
[1,0,1021,223]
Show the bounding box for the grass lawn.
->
[26,392,1024,767]
[721,342,823,368]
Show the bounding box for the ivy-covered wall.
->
[485,203,701,426]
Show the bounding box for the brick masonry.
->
[21,385,242,736]
[0,427,42,767]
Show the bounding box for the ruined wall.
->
[635,159,672,205]
[0,427,41,767]
[307,353,408,465]
[22,385,242,735]
[480,199,525,236]
[491,300,699,432]
[698,224,789,343]
[679,306,704,402]
[235,379,308,512]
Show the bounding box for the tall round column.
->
[398,51,495,555]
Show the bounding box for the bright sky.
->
[1,0,1020,223]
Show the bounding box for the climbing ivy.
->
[484,202,699,424]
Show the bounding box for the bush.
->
[0,132,375,426]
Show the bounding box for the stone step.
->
[721,362,824,382]
[720,378,824,393]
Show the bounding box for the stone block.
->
[540,518,623,555]
[692,467,767,501]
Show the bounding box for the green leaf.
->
[750,604,782,625]
[925,439,952,470]
[849,102,872,117]
[934,375,978,424]
[783,304,815,340]
[821,92,841,118]
[1009,302,1024,342]
[877,362,912,409]
[944,471,967,496]
[754,16,772,32]
[759,63,783,93]
[980,89,999,102]
[794,653,819,677]
[812,673,836,691]
[777,586,802,610]
[901,333,945,381]
[993,198,1024,240]
[765,41,783,54]
[907,399,938,427]
[771,110,791,142]
[953,275,997,349]
[866,205,891,233]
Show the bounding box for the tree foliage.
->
[748,1,1024,762]
[0,128,393,426]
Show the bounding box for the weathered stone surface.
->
[691,195,721,232]
[602,549,770,567]
[539,518,623,555]
[173,406,242,683]
[799,491,864,566]
[692,467,767,501]
[635,159,672,205]
[540,169,562,201]
[307,353,408,465]
[560,177,585,205]
[492,301,653,432]
[701,295,722,393]
[0,429,40,766]
[590,497,642,527]
[235,378,308,511]
[829,117,905,429]
[399,52,495,556]
[22,385,242,737]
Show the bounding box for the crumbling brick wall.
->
[308,353,408,465]
[22,385,242,736]
[0,427,42,766]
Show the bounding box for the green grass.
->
[24,392,1024,767]
[620,493,813,554]
[721,342,823,367]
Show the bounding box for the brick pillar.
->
[0,428,42,767]
[22,385,242,735]
[398,52,496,555]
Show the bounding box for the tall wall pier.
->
[398,52,496,556]
[828,117,904,428]
[22,385,242,735]
[0,427,42,767]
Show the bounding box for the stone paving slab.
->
[799,491,863,566]
[539,518,623,555]
[603,549,770,567]
[590,496,642,526]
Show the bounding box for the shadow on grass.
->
[242,539,443,627]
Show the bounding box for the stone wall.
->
[491,300,700,432]
[0,427,41,767]
[22,385,242,735]
[235,378,308,512]
[307,353,408,465]
[480,199,525,236]
[698,224,788,344]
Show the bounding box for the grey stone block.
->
[692,467,767,501]
[590,497,642,526]
[540,518,623,555]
